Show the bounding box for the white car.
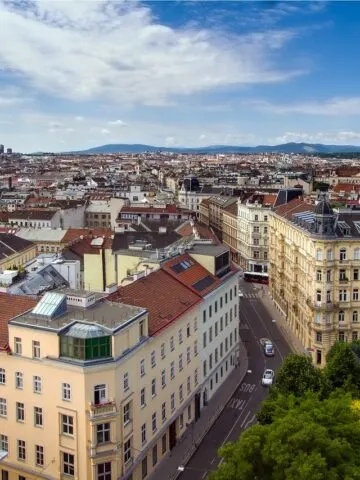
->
[262,369,275,386]
[260,338,275,357]
[238,291,244,298]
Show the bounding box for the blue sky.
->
[0,0,360,152]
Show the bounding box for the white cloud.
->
[0,87,30,106]
[101,128,111,135]
[0,1,302,107]
[199,134,206,140]
[108,119,127,126]
[75,116,84,122]
[275,131,360,144]
[246,97,360,116]
[164,136,177,146]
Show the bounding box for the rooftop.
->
[16,228,68,243]
[0,233,34,261]
[8,209,57,220]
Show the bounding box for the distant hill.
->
[68,142,360,155]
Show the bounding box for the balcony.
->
[312,322,333,332]
[338,322,351,330]
[338,278,349,284]
[306,299,339,311]
[89,401,117,419]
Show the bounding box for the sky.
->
[0,0,360,153]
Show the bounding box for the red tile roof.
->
[263,194,277,206]
[332,183,360,194]
[120,205,190,215]
[161,253,221,297]
[108,270,201,335]
[62,228,113,244]
[274,198,314,221]
[176,222,219,243]
[0,294,37,351]
[68,236,113,257]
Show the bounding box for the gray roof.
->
[0,233,34,261]
[190,244,229,257]
[63,322,109,338]
[9,264,68,296]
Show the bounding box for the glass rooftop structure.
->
[32,292,67,319]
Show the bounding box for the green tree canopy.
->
[324,341,360,396]
[211,392,360,480]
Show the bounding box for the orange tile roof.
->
[62,228,113,244]
[332,183,360,193]
[274,198,314,220]
[161,253,221,297]
[108,270,201,335]
[0,294,37,350]
[176,222,218,243]
[263,194,277,206]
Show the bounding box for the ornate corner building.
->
[269,194,360,366]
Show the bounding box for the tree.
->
[211,392,360,480]
[271,353,322,397]
[324,341,360,396]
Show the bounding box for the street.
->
[178,280,292,479]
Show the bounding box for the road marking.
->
[241,410,252,428]
[210,457,216,464]
[244,414,256,429]
[201,472,207,479]
[239,382,256,393]
[228,398,246,411]
[220,399,251,447]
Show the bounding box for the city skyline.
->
[0,0,360,152]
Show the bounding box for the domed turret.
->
[314,193,335,235]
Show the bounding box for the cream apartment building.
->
[0,283,201,480]
[269,195,360,366]
[237,194,276,273]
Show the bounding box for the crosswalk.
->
[240,293,262,299]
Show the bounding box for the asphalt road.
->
[178,281,292,480]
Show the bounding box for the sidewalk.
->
[149,341,249,480]
[261,290,306,355]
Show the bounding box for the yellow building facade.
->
[0,289,201,480]
[269,197,360,366]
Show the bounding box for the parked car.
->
[262,369,275,386]
[260,338,275,357]
[238,290,244,298]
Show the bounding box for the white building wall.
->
[60,205,86,228]
[52,260,81,289]
[198,272,239,407]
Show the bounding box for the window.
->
[254,214,259,221]
[152,445,158,467]
[123,373,129,392]
[316,270,322,282]
[353,311,359,323]
[188,404,192,421]
[194,368,198,386]
[352,331,358,342]
[162,434,167,454]
[203,310,206,323]
[161,342,165,359]
[142,457,147,479]
[209,327,213,342]
[194,318,198,331]
[339,289,347,302]
[62,452,75,477]
[139,320,145,338]
[179,329,183,344]
[316,290,322,303]
[215,348,218,364]
[354,248,360,260]
[326,270,331,282]
[140,359,145,377]
[179,384,183,402]
[35,445,44,466]
[141,423,146,445]
[97,423,110,444]
[33,376,42,393]
[326,291,331,303]
[194,340,198,356]
[124,439,131,464]
[152,412,157,433]
[162,401,166,422]
[339,331,345,342]
[16,402,25,422]
[230,289,233,301]
[1,471,8,480]
[187,376,191,395]
[179,353,183,371]
[61,414,74,435]
[0,434,8,453]
[170,336,174,352]
[14,337,22,355]
[186,323,190,337]
[151,351,156,368]
[34,406,43,427]
[225,293,228,304]
[17,440,26,461]
[316,332,322,343]
[0,368,5,385]
[203,332,207,348]
[209,305,212,318]
[316,349,322,365]
[339,311,345,322]
[340,248,347,261]
[140,388,146,407]
[225,312,228,326]
[0,398,7,417]
[203,360,207,377]
[234,304,237,319]
[354,269,359,281]
[220,317,223,331]
[339,269,347,281]
[62,383,71,401]
[220,296,223,308]
[179,413,184,429]
[354,289,359,301]
[170,361,175,379]
[151,379,156,397]
[187,346,191,364]
[15,372,23,389]
[315,249,323,261]
[97,462,112,480]
[220,342,223,357]
[94,384,107,405]
[209,353,213,370]
[123,402,131,425]
[32,340,41,359]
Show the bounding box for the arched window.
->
[316,249,323,261]
[353,311,358,323]
[340,248,347,261]
[354,248,360,260]
[338,310,345,322]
